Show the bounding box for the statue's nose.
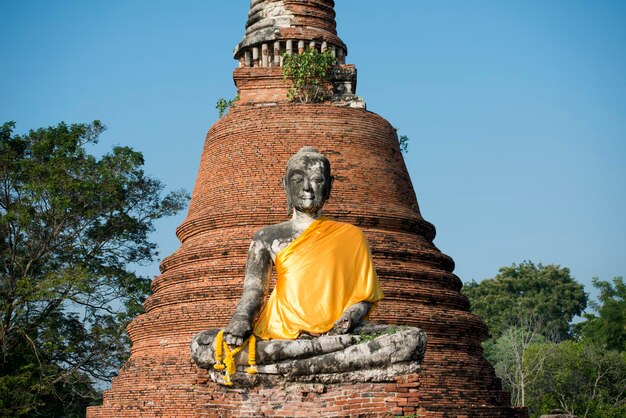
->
[303,178,312,191]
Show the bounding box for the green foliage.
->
[398,134,409,154]
[465,262,625,417]
[526,341,626,418]
[578,277,626,352]
[463,261,587,340]
[0,121,189,416]
[215,94,239,118]
[282,48,337,103]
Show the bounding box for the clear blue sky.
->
[2,1,625,305]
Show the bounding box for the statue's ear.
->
[324,176,334,201]
[282,176,293,215]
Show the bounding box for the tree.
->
[527,341,626,418]
[463,261,587,340]
[487,316,548,408]
[0,121,188,416]
[578,277,626,352]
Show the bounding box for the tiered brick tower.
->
[89,1,525,416]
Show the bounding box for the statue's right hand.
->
[223,319,251,347]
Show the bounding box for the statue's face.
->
[285,158,330,214]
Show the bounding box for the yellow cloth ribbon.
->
[253,218,384,340]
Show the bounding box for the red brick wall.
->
[233,67,340,105]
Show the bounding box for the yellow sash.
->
[253,218,384,340]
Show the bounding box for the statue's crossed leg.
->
[192,324,426,385]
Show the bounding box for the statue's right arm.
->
[223,235,272,346]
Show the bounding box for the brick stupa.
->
[89,1,525,416]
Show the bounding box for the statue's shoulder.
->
[251,221,293,246]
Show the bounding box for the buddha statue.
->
[191,147,426,385]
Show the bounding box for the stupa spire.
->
[234,0,347,68]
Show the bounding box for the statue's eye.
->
[291,175,304,184]
[311,176,324,184]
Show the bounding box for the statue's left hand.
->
[327,302,371,335]
[223,317,251,346]
[328,313,352,335]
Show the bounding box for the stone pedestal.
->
[195,372,422,417]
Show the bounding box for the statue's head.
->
[283,146,333,215]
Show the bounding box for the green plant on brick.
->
[398,134,409,154]
[282,48,337,103]
[215,94,239,118]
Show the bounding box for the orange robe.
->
[253,218,384,340]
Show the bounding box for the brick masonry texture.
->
[88,100,526,417]
[195,373,423,417]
